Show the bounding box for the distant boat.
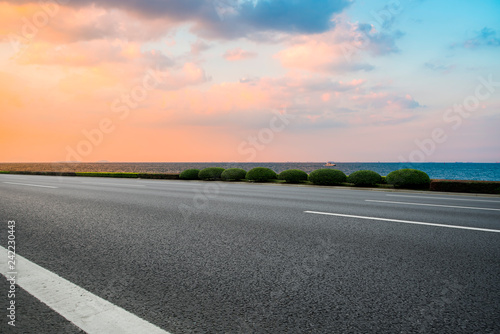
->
[324,162,336,167]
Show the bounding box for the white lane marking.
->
[304,211,500,233]
[386,194,500,203]
[0,246,171,334]
[81,182,146,187]
[365,200,500,211]
[2,182,58,189]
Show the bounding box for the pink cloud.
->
[190,39,211,56]
[274,19,375,73]
[275,16,403,74]
[223,48,258,61]
[162,62,211,89]
[350,92,422,110]
[276,37,346,72]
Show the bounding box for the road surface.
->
[1,174,499,333]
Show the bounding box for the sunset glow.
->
[1,0,499,162]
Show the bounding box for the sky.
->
[0,0,499,163]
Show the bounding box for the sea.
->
[1,162,499,181]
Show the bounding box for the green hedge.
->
[386,169,430,189]
[5,168,498,195]
[221,168,247,181]
[198,167,225,181]
[246,167,277,182]
[347,170,382,187]
[309,169,347,186]
[278,169,308,183]
[430,180,500,194]
[180,169,200,180]
[137,173,179,179]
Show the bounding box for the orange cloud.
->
[1,2,176,46]
[161,81,274,117]
[0,4,429,163]
[15,40,128,66]
[0,72,24,109]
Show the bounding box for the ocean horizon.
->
[1,162,499,181]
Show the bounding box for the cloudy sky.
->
[1,0,499,162]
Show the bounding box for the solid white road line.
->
[365,199,500,212]
[0,246,170,334]
[304,211,500,233]
[386,194,500,203]
[2,182,58,189]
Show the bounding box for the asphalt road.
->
[1,174,499,333]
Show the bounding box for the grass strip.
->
[75,172,139,178]
[74,172,180,179]
[7,171,77,176]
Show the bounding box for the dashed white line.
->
[365,199,500,212]
[304,211,500,233]
[2,182,58,189]
[386,194,500,203]
[0,246,171,334]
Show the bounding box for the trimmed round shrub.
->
[179,169,200,180]
[198,167,225,181]
[278,169,308,183]
[246,167,277,182]
[221,168,247,181]
[386,169,431,189]
[347,170,382,187]
[308,169,347,186]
